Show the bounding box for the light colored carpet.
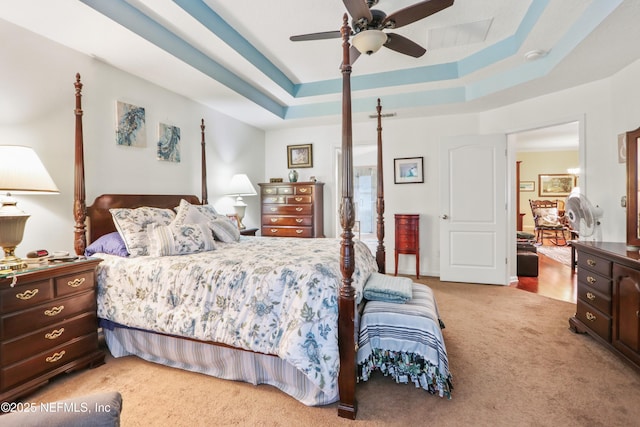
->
[536,244,572,266]
[23,277,640,426]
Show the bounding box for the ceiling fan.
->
[290,0,454,64]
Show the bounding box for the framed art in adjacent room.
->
[519,181,535,192]
[394,157,424,184]
[538,173,577,197]
[287,144,313,168]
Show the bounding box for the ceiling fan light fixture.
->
[352,30,388,55]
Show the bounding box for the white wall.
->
[265,58,640,277]
[0,20,265,257]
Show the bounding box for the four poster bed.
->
[71,17,449,419]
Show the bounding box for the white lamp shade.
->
[0,146,59,194]
[352,30,388,55]
[227,174,257,197]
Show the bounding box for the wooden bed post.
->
[200,119,208,205]
[376,99,385,273]
[337,14,357,420]
[73,73,87,256]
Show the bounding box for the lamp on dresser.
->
[0,145,59,270]
[226,173,257,230]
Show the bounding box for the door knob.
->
[441,214,449,219]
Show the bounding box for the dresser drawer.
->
[262,195,286,204]
[577,285,611,316]
[1,332,98,390]
[1,280,54,313]
[286,195,312,204]
[262,186,293,195]
[1,312,97,365]
[0,291,96,340]
[295,186,313,195]
[263,205,312,215]
[263,216,312,226]
[577,252,612,277]
[577,268,612,296]
[55,270,95,298]
[576,300,611,341]
[261,227,313,238]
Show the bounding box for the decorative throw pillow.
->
[110,207,176,257]
[147,223,216,256]
[85,231,130,257]
[174,199,239,242]
[535,207,561,227]
[209,217,241,243]
[174,199,211,226]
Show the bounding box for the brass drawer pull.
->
[585,312,596,322]
[586,292,596,301]
[265,189,275,194]
[44,305,65,316]
[45,328,65,340]
[16,289,39,300]
[45,350,66,363]
[295,197,303,202]
[67,277,86,288]
[587,259,596,267]
[295,219,303,223]
[270,229,278,233]
[295,207,303,212]
[270,218,278,223]
[296,229,303,234]
[299,188,308,193]
[587,276,597,285]
[270,208,277,212]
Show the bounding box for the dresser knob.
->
[16,289,39,300]
[587,276,596,285]
[270,218,278,223]
[295,197,303,202]
[587,259,596,267]
[299,188,308,193]
[586,292,596,301]
[296,229,303,234]
[45,350,66,363]
[67,277,86,288]
[585,312,596,321]
[295,219,303,223]
[295,207,303,212]
[45,328,65,340]
[270,229,278,233]
[44,305,65,317]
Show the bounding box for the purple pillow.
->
[85,232,130,257]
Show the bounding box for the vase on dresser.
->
[288,170,298,182]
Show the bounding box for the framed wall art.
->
[519,181,535,192]
[115,101,146,147]
[287,144,313,168]
[394,157,424,184]
[157,123,181,162]
[538,174,577,197]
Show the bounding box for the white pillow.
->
[210,217,241,243]
[147,223,216,256]
[110,207,176,257]
[174,199,240,242]
[174,199,210,226]
[535,207,561,227]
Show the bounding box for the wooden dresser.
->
[394,214,420,278]
[259,182,324,238]
[0,258,104,402]
[570,242,640,371]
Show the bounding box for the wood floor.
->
[512,241,577,303]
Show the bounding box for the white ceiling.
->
[1,0,640,139]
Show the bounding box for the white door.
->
[439,134,508,285]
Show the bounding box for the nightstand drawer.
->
[1,312,97,365]
[0,291,96,340]
[1,332,98,390]
[1,280,54,313]
[55,270,95,297]
[576,300,611,341]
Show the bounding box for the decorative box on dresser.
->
[394,214,420,279]
[259,182,324,238]
[570,242,640,371]
[0,258,104,402]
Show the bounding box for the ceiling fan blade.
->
[384,33,426,58]
[383,0,454,29]
[350,45,361,64]
[290,30,341,42]
[343,0,373,22]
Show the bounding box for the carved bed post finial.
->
[376,98,385,273]
[73,73,87,256]
[201,119,208,205]
[337,13,357,420]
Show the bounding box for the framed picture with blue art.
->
[394,157,424,184]
[157,123,181,162]
[116,101,146,147]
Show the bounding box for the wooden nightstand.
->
[240,228,259,236]
[0,258,104,402]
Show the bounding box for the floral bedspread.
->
[95,236,378,397]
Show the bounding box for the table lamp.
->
[226,174,256,230]
[0,146,59,270]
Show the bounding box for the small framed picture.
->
[538,174,577,197]
[287,144,313,168]
[394,157,424,184]
[519,181,535,192]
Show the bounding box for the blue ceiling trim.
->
[173,0,295,95]
[80,0,285,119]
